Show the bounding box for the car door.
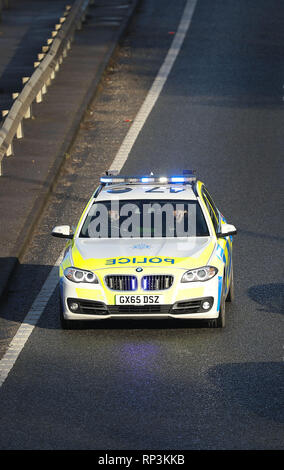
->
[201,185,232,295]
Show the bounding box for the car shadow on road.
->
[68,317,210,331]
[248,283,284,315]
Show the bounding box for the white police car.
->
[52,171,237,328]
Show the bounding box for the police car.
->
[52,171,237,329]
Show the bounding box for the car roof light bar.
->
[100,172,196,185]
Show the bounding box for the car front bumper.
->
[59,272,222,321]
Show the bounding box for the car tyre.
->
[208,279,226,328]
[226,262,235,303]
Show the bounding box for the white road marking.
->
[0,254,62,387]
[0,0,198,388]
[109,0,198,172]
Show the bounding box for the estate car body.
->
[52,172,237,328]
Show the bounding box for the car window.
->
[80,199,210,238]
[201,186,220,233]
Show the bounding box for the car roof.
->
[95,183,197,201]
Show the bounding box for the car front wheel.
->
[226,262,235,302]
[208,279,226,328]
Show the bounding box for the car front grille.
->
[141,275,174,290]
[105,275,174,291]
[108,305,172,314]
[105,275,138,291]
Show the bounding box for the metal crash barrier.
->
[0,0,91,175]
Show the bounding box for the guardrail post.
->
[6,141,13,157]
[22,78,33,117]
[37,53,45,61]
[24,104,32,119]
[16,120,23,139]
[42,83,47,95]
[36,89,42,103]
[1,110,9,118]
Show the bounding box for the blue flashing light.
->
[100,177,113,183]
[141,177,150,183]
[170,177,185,183]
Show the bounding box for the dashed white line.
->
[0,0,198,388]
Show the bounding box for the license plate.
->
[115,295,164,305]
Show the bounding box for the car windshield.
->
[80,199,209,238]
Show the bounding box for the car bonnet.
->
[70,237,216,270]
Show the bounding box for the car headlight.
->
[64,267,99,284]
[181,266,218,282]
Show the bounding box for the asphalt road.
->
[0,0,283,450]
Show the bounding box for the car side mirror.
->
[217,223,237,238]
[51,225,73,239]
